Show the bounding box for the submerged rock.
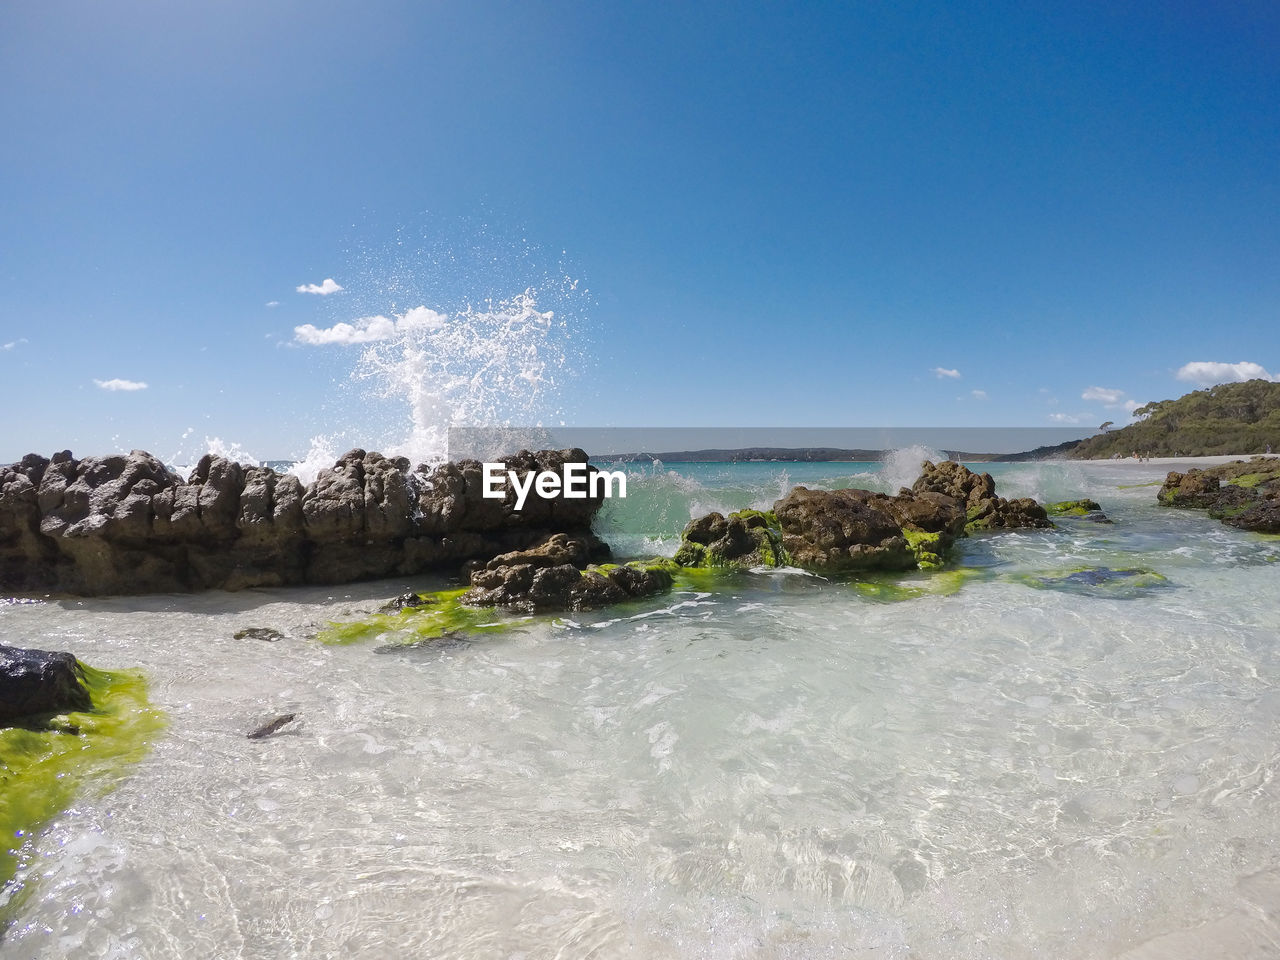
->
[1046,499,1112,523]
[1017,566,1170,598]
[0,643,93,724]
[247,713,298,740]
[232,627,285,642]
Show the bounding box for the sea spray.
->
[348,290,571,465]
[879,444,945,492]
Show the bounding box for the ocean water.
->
[4,458,1280,959]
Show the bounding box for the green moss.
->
[901,527,947,569]
[852,567,989,601]
[587,558,682,577]
[1226,472,1278,489]
[1011,566,1169,597]
[1,664,163,901]
[675,509,790,569]
[316,587,527,646]
[1046,499,1102,516]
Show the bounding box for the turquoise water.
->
[3,458,1280,958]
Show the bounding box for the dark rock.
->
[381,592,436,613]
[772,487,915,573]
[673,510,787,568]
[0,644,93,724]
[673,461,1049,576]
[247,713,298,740]
[1158,469,1222,508]
[1158,457,1280,533]
[913,461,1052,531]
[1223,495,1280,534]
[479,531,611,572]
[232,627,284,642]
[463,559,675,612]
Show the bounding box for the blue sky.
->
[2,1,1277,461]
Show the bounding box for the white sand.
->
[1043,454,1277,472]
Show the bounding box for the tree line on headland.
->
[1064,379,1280,459]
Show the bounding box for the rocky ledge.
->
[0,448,611,595]
[1157,457,1280,534]
[672,460,1052,574]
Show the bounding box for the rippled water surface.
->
[3,461,1280,958]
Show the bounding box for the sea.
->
[4,453,1280,959]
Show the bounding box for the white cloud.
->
[1048,412,1088,424]
[1122,399,1144,413]
[94,378,148,391]
[265,300,280,308]
[932,367,961,379]
[1175,360,1276,387]
[294,306,447,346]
[971,389,987,399]
[295,278,344,296]
[3,337,28,351]
[1082,386,1125,405]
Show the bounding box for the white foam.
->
[879,445,946,492]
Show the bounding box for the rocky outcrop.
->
[673,461,1047,575]
[0,644,93,724]
[1158,457,1280,533]
[0,448,611,596]
[911,460,1051,531]
[462,555,676,612]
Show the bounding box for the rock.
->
[463,559,676,612]
[1223,496,1280,534]
[381,592,435,613]
[772,487,915,573]
[672,461,1049,576]
[232,627,284,642]
[1158,457,1280,532]
[913,460,1052,532]
[0,447,611,596]
[247,713,298,740]
[1047,499,1112,523]
[673,509,788,568]
[0,644,93,724]
[1158,469,1222,508]
[479,531,611,572]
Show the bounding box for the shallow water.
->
[3,461,1280,958]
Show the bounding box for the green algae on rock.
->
[901,528,947,570]
[852,567,991,602]
[1011,566,1170,598]
[1,663,163,903]
[1046,499,1102,516]
[315,587,523,646]
[1158,457,1280,534]
[672,509,790,569]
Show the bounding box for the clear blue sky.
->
[2,1,1277,461]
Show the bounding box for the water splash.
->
[878,445,945,492]
[287,435,341,487]
[347,289,571,466]
[288,219,590,469]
